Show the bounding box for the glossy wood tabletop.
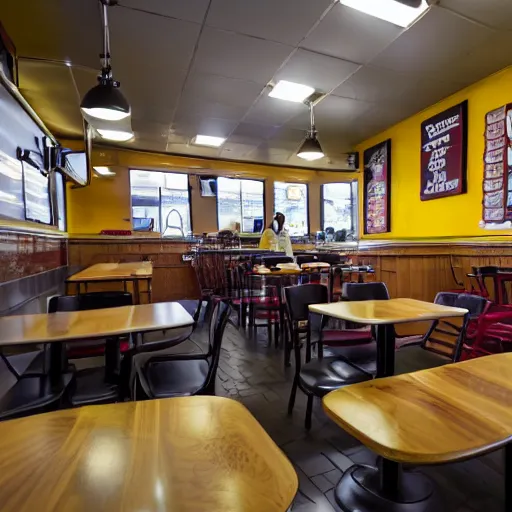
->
[323,353,512,464]
[309,298,468,325]
[0,397,298,512]
[67,262,152,282]
[0,302,193,346]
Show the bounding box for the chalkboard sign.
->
[421,101,468,201]
[363,139,391,234]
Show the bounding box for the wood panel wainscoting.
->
[68,237,199,303]
[355,237,512,337]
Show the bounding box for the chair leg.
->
[305,395,314,430]
[287,374,299,415]
[274,320,279,348]
[267,318,272,347]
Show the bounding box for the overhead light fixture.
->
[297,101,324,162]
[193,135,226,147]
[269,80,315,103]
[97,129,134,142]
[80,0,131,121]
[339,0,428,28]
[93,166,116,176]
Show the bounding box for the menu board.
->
[420,101,468,201]
[23,160,51,225]
[482,105,512,224]
[363,139,391,234]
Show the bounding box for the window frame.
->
[273,181,310,237]
[129,169,193,235]
[320,180,358,236]
[216,176,266,234]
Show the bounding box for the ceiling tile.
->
[439,0,512,30]
[192,27,294,84]
[130,137,168,153]
[180,73,264,108]
[118,0,210,23]
[110,7,201,72]
[230,122,280,141]
[17,60,84,138]
[442,31,512,86]
[175,98,249,123]
[206,0,333,46]
[301,3,402,64]
[370,6,495,75]
[131,119,171,140]
[243,96,306,126]
[274,49,360,93]
[332,66,414,103]
[172,115,238,139]
[219,142,257,159]
[1,0,101,68]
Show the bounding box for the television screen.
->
[199,177,217,197]
[64,151,88,185]
[23,160,51,224]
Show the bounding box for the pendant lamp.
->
[297,101,324,161]
[80,0,131,122]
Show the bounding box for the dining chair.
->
[0,350,74,421]
[396,292,488,373]
[48,291,133,406]
[131,300,231,399]
[285,284,373,429]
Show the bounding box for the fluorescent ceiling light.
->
[93,166,116,176]
[193,135,226,147]
[97,129,134,142]
[339,0,428,28]
[269,80,315,103]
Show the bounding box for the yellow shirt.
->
[259,228,293,257]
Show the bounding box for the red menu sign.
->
[363,139,391,234]
[420,101,468,201]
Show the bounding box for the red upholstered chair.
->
[460,306,512,360]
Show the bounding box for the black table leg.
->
[105,337,121,383]
[376,324,396,378]
[505,443,511,512]
[334,458,440,512]
[49,342,65,386]
[133,279,141,305]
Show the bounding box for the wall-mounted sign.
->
[420,100,468,201]
[363,139,391,234]
[481,104,512,226]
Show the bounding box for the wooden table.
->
[309,298,469,377]
[322,354,512,511]
[0,302,194,380]
[0,396,298,512]
[66,262,153,303]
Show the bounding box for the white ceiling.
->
[1,0,511,170]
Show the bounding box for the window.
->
[217,177,264,233]
[274,182,308,236]
[130,170,191,236]
[322,182,358,236]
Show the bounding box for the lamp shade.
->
[80,82,131,121]
[297,135,324,161]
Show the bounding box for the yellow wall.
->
[66,147,358,235]
[358,66,512,239]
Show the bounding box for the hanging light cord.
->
[308,101,317,138]
[99,0,117,82]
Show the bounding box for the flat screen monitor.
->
[199,177,217,197]
[64,151,88,185]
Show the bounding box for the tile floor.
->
[208,317,505,512]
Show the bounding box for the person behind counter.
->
[259,212,293,257]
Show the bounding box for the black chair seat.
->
[143,359,210,398]
[0,372,74,421]
[7,350,47,376]
[333,341,378,375]
[70,368,119,406]
[299,357,371,398]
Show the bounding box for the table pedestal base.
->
[334,465,442,512]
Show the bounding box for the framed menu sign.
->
[421,101,468,201]
[363,139,391,234]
